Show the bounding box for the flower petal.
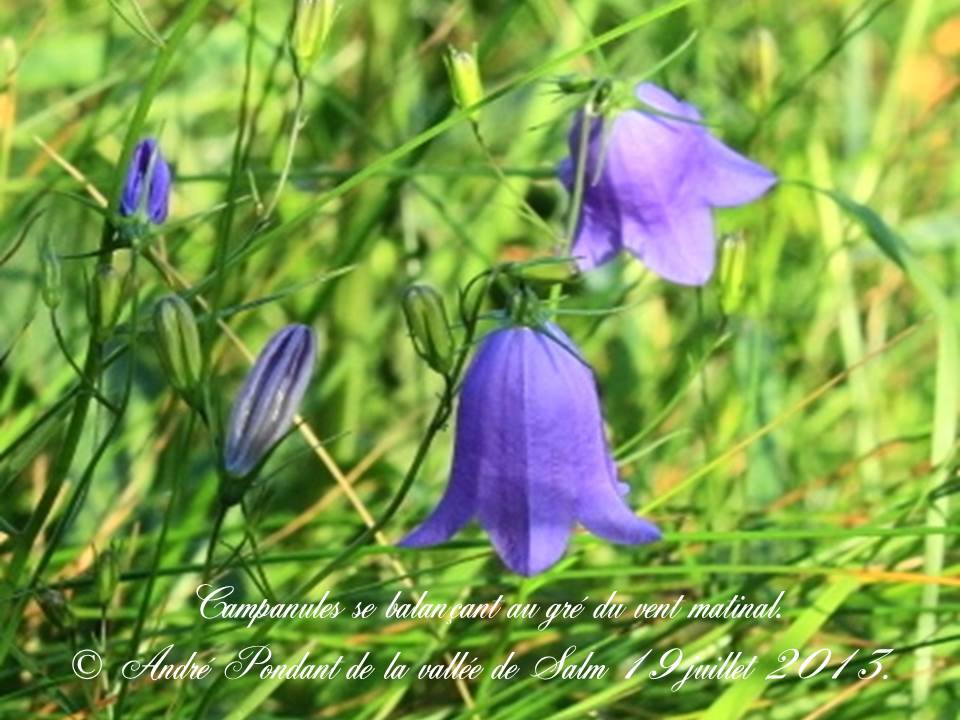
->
[120,140,151,217]
[577,473,662,545]
[476,329,575,575]
[570,200,622,270]
[561,114,623,270]
[544,327,660,546]
[147,152,172,223]
[698,135,777,208]
[605,100,702,207]
[621,202,716,286]
[224,325,315,477]
[397,473,475,547]
[398,329,508,548]
[634,82,703,124]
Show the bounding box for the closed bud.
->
[444,45,483,117]
[88,264,127,341]
[509,258,579,285]
[39,241,62,310]
[402,284,455,376]
[719,233,748,314]
[742,28,779,104]
[120,137,171,226]
[223,324,316,485]
[37,589,76,632]
[292,0,336,72]
[93,547,120,607]
[153,295,202,397]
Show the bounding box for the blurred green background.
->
[0,0,958,717]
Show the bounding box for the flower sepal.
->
[217,468,255,508]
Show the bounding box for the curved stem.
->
[194,277,487,717]
[51,310,119,414]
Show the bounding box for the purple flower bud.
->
[223,324,316,478]
[559,82,777,285]
[119,137,171,224]
[400,323,660,576]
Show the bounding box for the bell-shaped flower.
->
[119,137,171,224]
[559,82,776,285]
[399,322,660,575]
[223,324,316,478]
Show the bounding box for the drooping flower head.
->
[119,137,171,225]
[400,322,660,575]
[559,82,776,285]
[224,324,316,479]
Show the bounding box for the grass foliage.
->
[0,0,958,717]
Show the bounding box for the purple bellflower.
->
[559,82,776,285]
[119,137,171,224]
[400,323,660,575]
[224,324,316,479]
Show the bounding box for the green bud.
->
[402,284,455,376]
[555,75,596,95]
[39,242,62,310]
[292,0,336,72]
[153,294,203,397]
[444,45,483,117]
[719,234,748,314]
[509,258,579,285]
[742,28,779,105]
[37,589,76,632]
[93,547,120,607]
[87,264,127,341]
[0,37,15,84]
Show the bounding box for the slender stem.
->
[469,123,557,246]
[550,96,595,311]
[193,393,452,718]
[0,340,102,666]
[114,412,196,720]
[51,310,118,414]
[202,3,257,441]
[564,102,595,248]
[194,281,487,717]
[260,76,306,222]
[296,388,454,594]
[0,0,212,668]
[203,503,228,583]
